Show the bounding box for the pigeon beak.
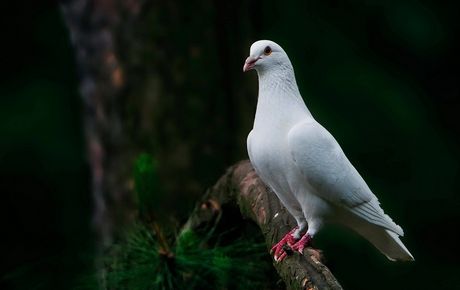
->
[243,56,259,72]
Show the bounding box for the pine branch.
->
[184,160,343,290]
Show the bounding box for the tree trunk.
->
[59,0,261,243]
[185,160,343,290]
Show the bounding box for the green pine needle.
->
[73,153,279,290]
[98,223,276,290]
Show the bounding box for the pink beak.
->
[243,56,259,72]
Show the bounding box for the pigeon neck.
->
[254,64,313,127]
[258,68,300,98]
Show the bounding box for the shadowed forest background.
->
[1,0,459,289]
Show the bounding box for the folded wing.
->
[287,121,403,236]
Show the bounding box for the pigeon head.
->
[243,40,290,73]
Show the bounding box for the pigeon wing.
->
[287,121,403,235]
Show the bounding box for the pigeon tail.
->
[340,211,414,261]
[355,224,414,261]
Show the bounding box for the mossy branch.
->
[184,160,343,290]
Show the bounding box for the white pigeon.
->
[244,40,414,262]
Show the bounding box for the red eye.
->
[263,46,272,56]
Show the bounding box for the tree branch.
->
[184,160,343,290]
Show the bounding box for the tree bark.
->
[185,160,343,290]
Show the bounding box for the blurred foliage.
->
[78,152,277,290]
[134,154,162,218]
[75,224,277,290]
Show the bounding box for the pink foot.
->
[270,227,298,262]
[290,233,313,255]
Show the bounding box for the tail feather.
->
[336,208,414,261]
[354,223,414,261]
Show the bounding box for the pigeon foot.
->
[271,227,298,262]
[290,233,313,255]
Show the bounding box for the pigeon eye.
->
[263,46,272,56]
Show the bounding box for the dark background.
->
[1,0,459,289]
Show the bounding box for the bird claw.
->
[276,251,287,263]
[290,233,312,255]
[272,231,313,262]
[271,227,299,262]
